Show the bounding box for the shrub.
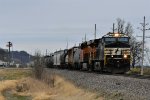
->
[32,51,45,80]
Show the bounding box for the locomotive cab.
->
[102,32,130,73]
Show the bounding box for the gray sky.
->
[0,0,150,54]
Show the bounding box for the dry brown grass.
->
[0,68,30,99]
[52,76,103,100]
[0,69,103,100]
[15,76,103,100]
[0,80,18,100]
[16,77,53,100]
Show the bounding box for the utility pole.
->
[113,23,115,33]
[85,34,86,41]
[6,41,12,67]
[46,49,47,56]
[112,23,117,33]
[94,24,96,39]
[138,16,150,75]
[66,39,68,50]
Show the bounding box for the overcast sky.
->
[0,0,150,55]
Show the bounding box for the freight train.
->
[45,32,130,73]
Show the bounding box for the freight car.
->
[44,53,54,68]
[44,49,68,68]
[65,46,81,69]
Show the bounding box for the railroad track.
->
[46,67,150,80]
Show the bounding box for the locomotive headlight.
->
[111,55,113,57]
[123,54,127,58]
[114,33,119,37]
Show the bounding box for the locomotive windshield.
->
[104,37,129,44]
[118,37,129,43]
[104,37,116,44]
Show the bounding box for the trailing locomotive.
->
[80,38,101,71]
[45,32,130,73]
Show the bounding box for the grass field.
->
[0,68,32,80]
[127,67,150,75]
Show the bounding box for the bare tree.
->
[131,40,142,67]
[115,18,142,67]
[124,22,142,67]
[125,22,134,36]
[116,18,125,33]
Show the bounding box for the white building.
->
[0,60,7,67]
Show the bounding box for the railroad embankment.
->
[47,68,150,100]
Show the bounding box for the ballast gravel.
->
[47,69,150,100]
